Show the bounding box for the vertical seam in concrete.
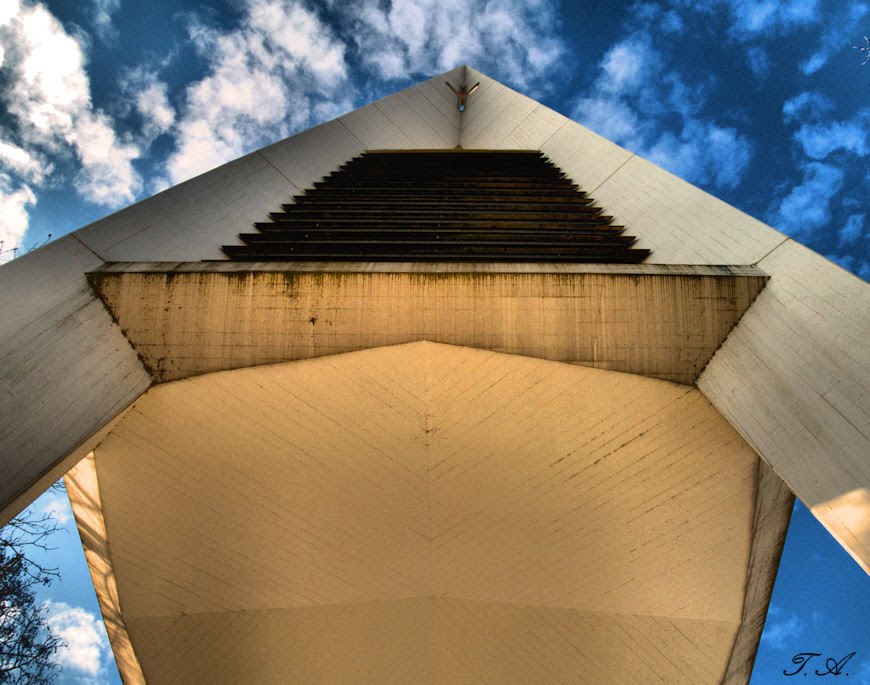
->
[589,153,637,195]
[373,101,450,148]
[71,233,107,263]
[256,150,304,193]
[754,236,792,267]
[457,65,469,146]
[336,117,370,150]
[538,119,570,151]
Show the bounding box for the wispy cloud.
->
[729,0,819,37]
[783,91,834,124]
[828,214,870,279]
[838,213,865,248]
[40,493,72,525]
[343,0,565,91]
[571,95,643,149]
[769,161,844,237]
[164,0,352,184]
[0,180,36,260]
[571,27,752,190]
[745,45,770,78]
[633,3,685,33]
[854,657,870,685]
[800,2,869,75]
[90,0,121,43]
[671,0,820,36]
[794,115,869,160]
[0,0,141,258]
[760,605,804,650]
[646,120,751,189]
[45,602,110,678]
[119,67,176,146]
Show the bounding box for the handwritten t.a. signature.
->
[784,651,856,676]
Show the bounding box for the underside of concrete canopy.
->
[67,342,792,684]
[0,65,867,682]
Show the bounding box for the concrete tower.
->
[0,67,867,683]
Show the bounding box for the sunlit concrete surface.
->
[68,343,791,683]
[0,65,865,681]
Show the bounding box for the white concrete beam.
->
[699,240,870,572]
[0,237,151,523]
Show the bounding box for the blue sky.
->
[1,0,868,682]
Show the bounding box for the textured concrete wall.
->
[1,67,466,521]
[71,343,780,683]
[0,237,150,524]
[700,240,870,572]
[6,65,850,681]
[88,264,765,385]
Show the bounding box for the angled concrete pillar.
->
[0,66,866,683]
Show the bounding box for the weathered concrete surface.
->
[88,263,767,385]
[1,65,866,684]
[0,237,150,525]
[69,343,786,683]
[65,451,145,684]
[700,240,870,572]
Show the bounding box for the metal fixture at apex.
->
[446,81,480,111]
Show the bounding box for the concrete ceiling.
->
[70,342,792,683]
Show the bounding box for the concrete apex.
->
[0,66,867,577]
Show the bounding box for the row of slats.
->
[223,150,651,263]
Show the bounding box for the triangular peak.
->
[0,66,867,575]
[65,65,787,266]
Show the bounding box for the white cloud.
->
[90,0,120,42]
[838,213,865,247]
[571,30,752,190]
[794,118,868,160]
[759,607,804,650]
[599,34,654,95]
[74,112,140,205]
[646,120,751,189]
[746,45,769,78]
[571,95,644,149]
[119,68,176,146]
[783,91,834,123]
[800,2,869,74]
[45,602,109,677]
[0,139,49,183]
[800,51,826,75]
[165,0,352,184]
[344,0,565,90]
[0,0,142,218]
[0,0,18,26]
[770,161,844,237]
[0,176,35,263]
[727,0,819,37]
[632,4,685,34]
[40,493,72,525]
[672,0,820,39]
